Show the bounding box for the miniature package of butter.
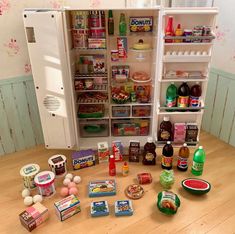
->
[54,194,81,221]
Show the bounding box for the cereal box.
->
[72,149,95,170]
[54,195,81,221]
[129,17,153,32]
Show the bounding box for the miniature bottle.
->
[191,146,205,176]
[158,116,173,141]
[108,10,114,35]
[174,24,183,43]
[142,137,156,165]
[109,155,116,176]
[166,82,177,108]
[122,162,129,176]
[177,143,190,171]
[119,13,127,36]
[161,141,174,170]
[165,16,174,43]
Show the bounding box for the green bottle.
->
[166,82,177,108]
[108,10,114,35]
[191,146,205,176]
[119,13,127,36]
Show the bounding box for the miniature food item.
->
[129,17,153,32]
[132,71,150,82]
[160,170,174,189]
[112,88,130,104]
[157,191,180,215]
[125,184,144,200]
[133,39,150,50]
[137,173,152,184]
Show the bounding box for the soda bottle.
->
[191,146,205,176]
[119,13,127,36]
[109,155,116,176]
[158,116,172,141]
[161,141,174,170]
[166,82,177,108]
[165,16,174,43]
[108,10,114,35]
[177,82,190,108]
[189,82,202,108]
[142,137,156,165]
[177,143,190,171]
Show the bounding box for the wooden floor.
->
[1,131,235,234]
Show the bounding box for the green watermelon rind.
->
[181,178,211,195]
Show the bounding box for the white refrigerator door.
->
[23,10,76,149]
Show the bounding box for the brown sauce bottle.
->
[158,116,172,141]
[143,137,156,165]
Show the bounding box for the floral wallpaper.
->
[0,0,234,80]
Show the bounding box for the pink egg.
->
[69,187,78,195]
[60,187,69,197]
[68,182,76,189]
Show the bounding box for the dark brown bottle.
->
[142,137,156,165]
[161,141,174,170]
[158,116,172,141]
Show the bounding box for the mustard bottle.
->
[175,24,183,43]
[122,162,129,176]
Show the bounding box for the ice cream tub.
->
[20,164,40,190]
[48,154,67,177]
[34,171,56,197]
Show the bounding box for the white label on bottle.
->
[192,161,204,171]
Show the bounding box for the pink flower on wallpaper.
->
[4,38,20,56]
[24,63,32,74]
[90,0,101,8]
[50,0,64,9]
[0,0,10,15]
[214,26,230,42]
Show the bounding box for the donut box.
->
[72,149,96,170]
[129,16,153,32]
[54,195,81,221]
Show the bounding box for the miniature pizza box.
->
[19,202,49,232]
[115,200,133,216]
[91,201,109,217]
[54,194,81,221]
[72,149,95,170]
[88,179,116,197]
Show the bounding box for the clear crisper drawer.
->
[79,119,109,138]
[112,118,150,136]
[112,106,130,117]
[132,105,151,117]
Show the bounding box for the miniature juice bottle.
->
[109,155,116,176]
[161,141,174,170]
[142,137,156,165]
[122,162,129,176]
[191,146,205,176]
[177,143,190,171]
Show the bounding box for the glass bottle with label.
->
[142,137,156,165]
[158,116,173,141]
[177,143,190,171]
[161,141,174,170]
[191,146,205,176]
[177,82,190,108]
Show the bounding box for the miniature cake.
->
[133,39,150,50]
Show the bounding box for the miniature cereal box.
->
[88,179,116,197]
[91,201,109,217]
[117,37,128,59]
[72,149,95,170]
[115,200,133,216]
[19,202,49,232]
[54,195,81,221]
[97,142,109,163]
[112,140,123,162]
[129,17,153,32]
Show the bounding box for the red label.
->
[161,156,173,167]
[178,96,189,108]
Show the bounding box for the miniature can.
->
[54,195,81,221]
[111,50,119,62]
[72,149,95,170]
[20,164,40,190]
[19,202,49,232]
[129,16,153,32]
[34,171,56,197]
[117,37,128,59]
[183,29,193,43]
[48,154,67,177]
[137,173,152,184]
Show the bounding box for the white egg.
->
[73,176,81,184]
[33,194,43,203]
[65,173,73,180]
[24,196,33,206]
[21,189,31,198]
[63,178,71,186]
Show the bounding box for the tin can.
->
[48,154,67,177]
[130,91,137,102]
[117,37,128,59]
[137,173,152,184]
[183,29,193,43]
[20,164,40,190]
[34,171,56,197]
[111,50,119,62]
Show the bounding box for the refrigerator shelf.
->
[164,8,218,15]
[77,98,108,104]
[111,102,153,107]
[160,78,208,82]
[164,34,215,41]
[158,109,204,115]
[163,55,211,62]
[159,106,204,111]
[74,72,108,79]
[164,42,214,46]
[76,84,108,92]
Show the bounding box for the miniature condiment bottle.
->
[122,162,129,176]
[109,155,116,176]
[174,24,183,43]
[142,137,156,165]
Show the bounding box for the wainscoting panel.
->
[0,76,44,156]
[202,68,235,147]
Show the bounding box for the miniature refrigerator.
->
[22,1,218,149]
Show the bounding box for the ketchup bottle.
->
[165,16,174,43]
[109,155,116,176]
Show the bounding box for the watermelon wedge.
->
[182,178,211,195]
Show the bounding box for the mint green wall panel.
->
[202,72,218,132]
[229,112,235,147]
[0,84,26,151]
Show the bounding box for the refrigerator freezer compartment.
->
[132,105,151,117]
[112,118,150,136]
[112,106,131,117]
[79,119,109,137]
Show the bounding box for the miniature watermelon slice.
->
[182,178,211,195]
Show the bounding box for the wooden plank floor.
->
[0,131,235,234]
